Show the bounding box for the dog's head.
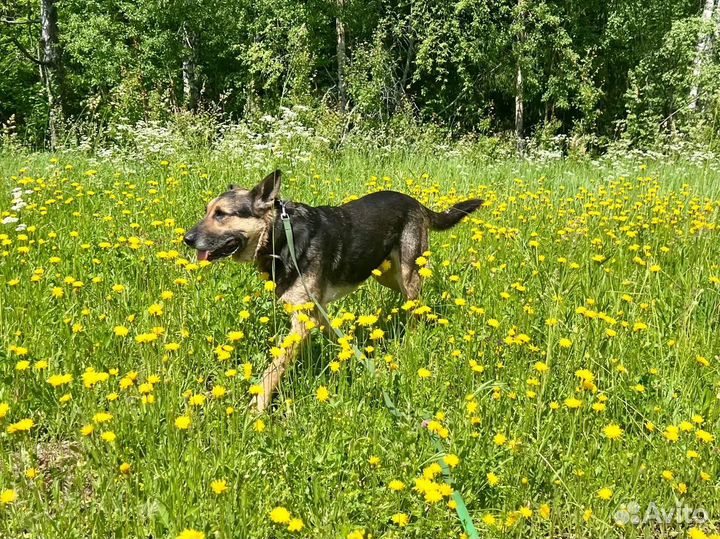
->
[184,170,281,262]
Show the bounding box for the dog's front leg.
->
[254,311,313,413]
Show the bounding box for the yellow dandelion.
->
[7,418,34,434]
[602,423,623,440]
[175,416,191,430]
[0,489,17,505]
[176,529,205,539]
[316,386,330,402]
[388,479,405,491]
[391,513,409,527]
[269,506,291,524]
[210,479,228,495]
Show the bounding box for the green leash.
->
[376,375,479,538]
[278,202,479,539]
[431,435,480,539]
[279,205,374,375]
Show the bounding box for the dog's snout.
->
[184,229,197,248]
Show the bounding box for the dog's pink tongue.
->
[197,250,209,261]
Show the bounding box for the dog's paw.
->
[249,395,267,414]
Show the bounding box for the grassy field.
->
[1,150,720,539]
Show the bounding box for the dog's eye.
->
[214,210,228,219]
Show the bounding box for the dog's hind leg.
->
[398,221,428,300]
[254,310,316,412]
[372,249,403,294]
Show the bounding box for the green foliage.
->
[1,0,719,149]
[623,17,701,143]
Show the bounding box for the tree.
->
[335,0,348,114]
[0,0,716,149]
[181,22,198,111]
[40,0,62,147]
[514,0,526,151]
[1,0,64,148]
[689,0,718,110]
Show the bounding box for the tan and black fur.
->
[184,170,483,411]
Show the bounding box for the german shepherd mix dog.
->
[184,170,482,411]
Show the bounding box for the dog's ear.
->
[250,169,281,211]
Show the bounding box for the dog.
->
[184,170,483,411]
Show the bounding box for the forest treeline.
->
[1,0,720,152]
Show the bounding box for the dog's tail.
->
[426,198,484,231]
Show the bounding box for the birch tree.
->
[514,0,526,152]
[689,0,717,110]
[40,0,62,147]
[181,22,198,111]
[335,0,348,114]
[1,0,63,148]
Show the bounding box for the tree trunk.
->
[689,0,717,110]
[40,0,62,149]
[335,0,347,114]
[514,0,525,152]
[515,62,524,150]
[400,35,415,93]
[181,23,198,111]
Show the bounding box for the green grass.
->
[1,149,720,539]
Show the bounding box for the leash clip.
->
[278,200,289,221]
